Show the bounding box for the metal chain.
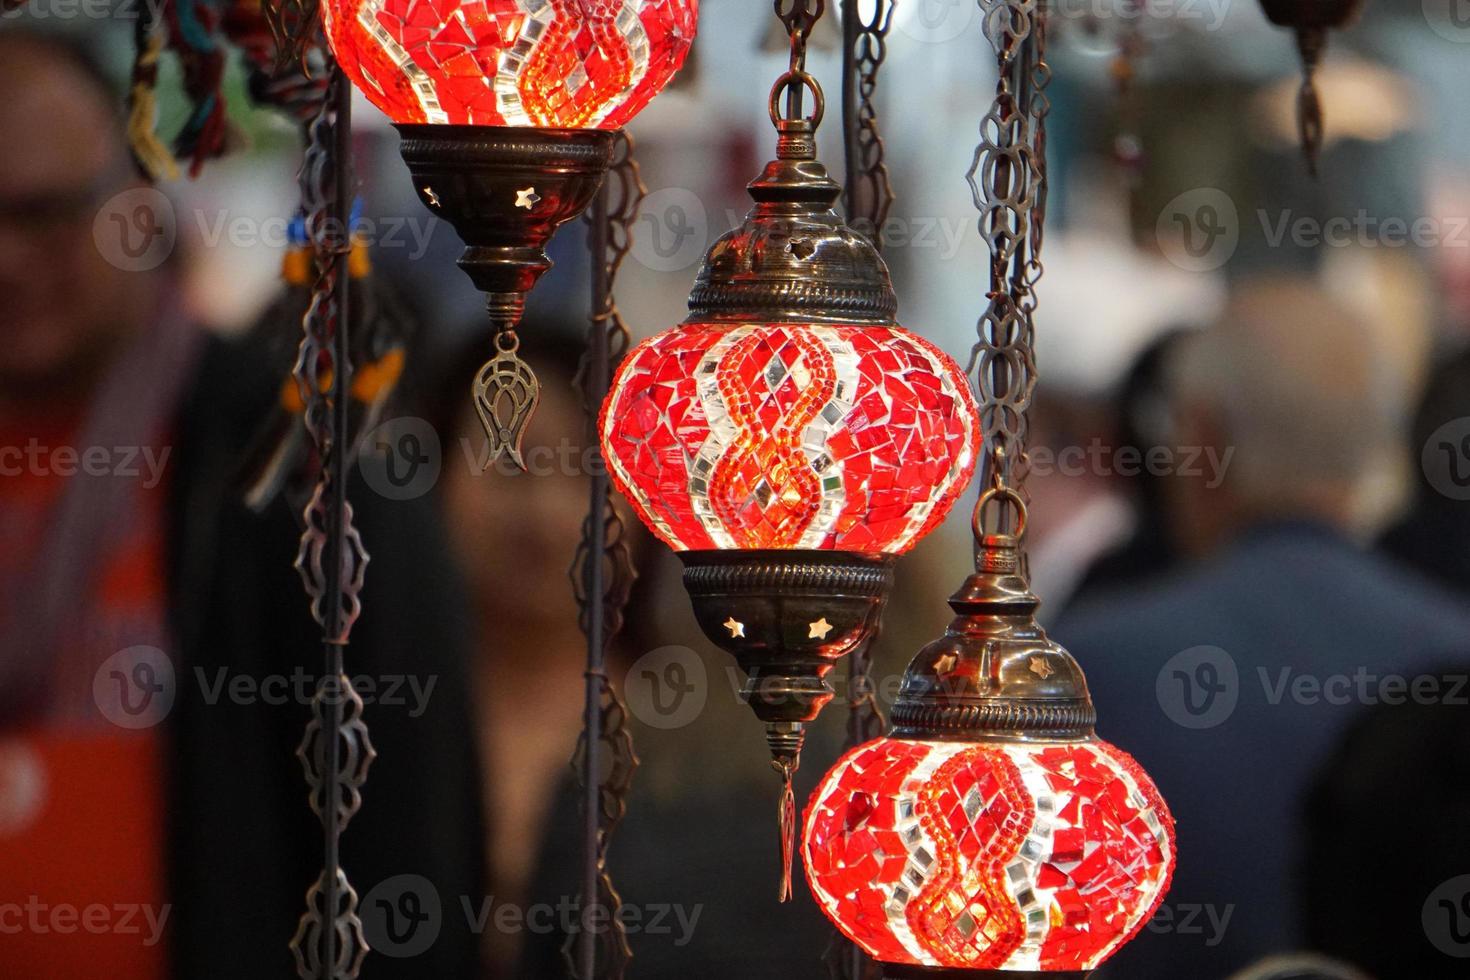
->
[966,0,1048,543]
[841,0,896,246]
[837,0,890,760]
[264,0,324,71]
[564,132,645,980]
[772,0,828,125]
[288,67,374,980]
[823,6,892,974]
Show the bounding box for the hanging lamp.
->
[802,3,1175,973]
[1257,0,1365,176]
[599,0,980,901]
[320,0,698,466]
[803,504,1175,976]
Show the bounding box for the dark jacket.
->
[164,335,486,980]
[1059,522,1470,979]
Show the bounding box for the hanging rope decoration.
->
[564,133,646,980]
[968,0,1049,534]
[125,0,321,181]
[128,0,182,181]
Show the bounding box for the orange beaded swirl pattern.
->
[708,328,835,548]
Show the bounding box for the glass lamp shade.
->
[322,0,698,127]
[599,321,979,554]
[804,737,1175,973]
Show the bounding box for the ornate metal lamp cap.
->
[890,533,1097,741]
[686,119,898,326]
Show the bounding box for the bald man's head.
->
[1164,276,1402,549]
[0,29,161,402]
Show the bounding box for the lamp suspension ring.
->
[769,70,826,129]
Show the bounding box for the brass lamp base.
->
[395,124,616,468]
[395,123,616,317]
[679,548,894,769]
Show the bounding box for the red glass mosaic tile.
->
[323,0,697,127]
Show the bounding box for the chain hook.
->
[770,0,828,129]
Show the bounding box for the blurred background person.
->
[0,28,485,980]
[428,325,847,979]
[430,325,614,973]
[1303,666,1470,978]
[1382,346,1470,597]
[1060,277,1470,978]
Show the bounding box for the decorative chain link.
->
[288,67,372,980]
[581,133,646,374]
[843,0,896,246]
[826,5,892,971]
[966,0,1049,540]
[777,0,826,63]
[564,132,645,980]
[772,0,828,125]
[292,68,369,646]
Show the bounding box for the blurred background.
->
[3,2,1470,979]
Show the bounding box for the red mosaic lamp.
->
[321,0,698,465]
[802,524,1175,977]
[802,0,1173,964]
[599,64,978,895]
